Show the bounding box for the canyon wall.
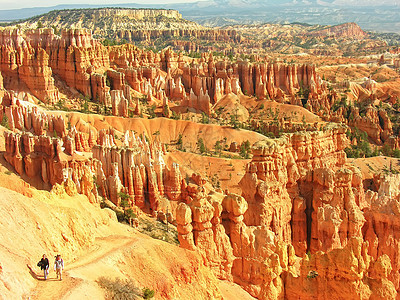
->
[175,125,400,299]
[0,28,324,115]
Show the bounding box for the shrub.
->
[81,96,90,113]
[239,140,251,159]
[143,288,155,299]
[1,113,10,130]
[393,149,400,158]
[177,134,183,150]
[307,270,318,279]
[201,112,209,124]
[171,111,180,120]
[214,140,222,155]
[197,138,206,154]
[230,114,239,129]
[345,127,375,158]
[148,105,156,119]
[117,192,136,223]
[97,277,141,299]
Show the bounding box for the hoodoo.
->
[0,5,399,300]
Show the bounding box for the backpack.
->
[55,258,63,269]
[37,261,42,268]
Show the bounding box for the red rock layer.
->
[118,28,243,45]
[92,129,183,208]
[176,125,400,298]
[0,29,325,116]
[1,97,66,136]
[0,28,59,103]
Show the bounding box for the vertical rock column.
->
[176,202,195,250]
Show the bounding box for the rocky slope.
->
[0,185,225,299]
[18,8,201,32]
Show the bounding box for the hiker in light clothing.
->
[54,255,64,280]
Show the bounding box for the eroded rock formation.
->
[0,28,327,117]
[176,125,400,298]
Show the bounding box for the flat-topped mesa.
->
[306,22,368,40]
[91,8,182,20]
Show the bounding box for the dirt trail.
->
[28,235,137,300]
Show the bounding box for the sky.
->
[0,0,398,10]
[0,0,205,10]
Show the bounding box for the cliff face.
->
[174,125,400,298]
[91,8,183,20]
[306,22,368,40]
[0,28,109,104]
[20,8,201,34]
[239,126,348,249]
[0,28,59,103]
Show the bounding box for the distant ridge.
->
[5,8,202,39]
[0,2,399,33]
[0,4,161,22]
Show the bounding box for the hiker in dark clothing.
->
[38,254,50,280]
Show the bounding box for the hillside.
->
[0,182,225,299]
[14,8,203,39]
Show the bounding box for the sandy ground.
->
[348,156,400,180]
[166,151,249,194]
[28,235,134,300]
[64,112,266,150]
[218,281,257,300]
